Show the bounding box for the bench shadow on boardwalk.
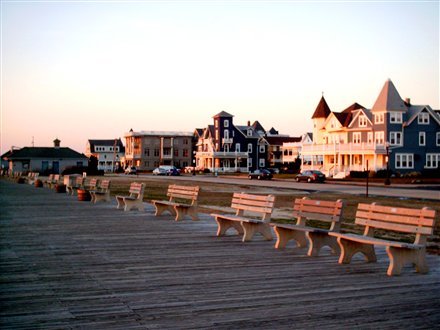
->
[1,180,439,329]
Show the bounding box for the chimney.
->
[247,120,251,126]
[53,138,61,148]
[404,98,411,106]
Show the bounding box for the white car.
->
[152,167,167,175]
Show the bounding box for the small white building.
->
[85,139,125,172]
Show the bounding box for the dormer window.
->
[418,112,429,125]
[247,129,253,136]
[359,115,367,127]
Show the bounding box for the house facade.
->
[301,79,440,177]
[124,130,193,171]
[4,139,88,174]
[194,111,269,172]
[85,139,125,172]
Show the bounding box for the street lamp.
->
[384,142,391,185]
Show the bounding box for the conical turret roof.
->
[372,79,407,112]
[311,96,331,119]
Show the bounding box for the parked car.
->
[125,166,137,175]
[295,170,326,183]
[167,168,180,176]
[152,167,167,175]
[248,169,273,180]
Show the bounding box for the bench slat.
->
[232,197,274,208]
[295,198,344,209]
[356,218,434,235]
[356,210,435,228]
[294,205,342,216]
[358,203,436,218]
[292,211,340,222]
[233,193,276,202]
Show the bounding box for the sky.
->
[1,0,439,154]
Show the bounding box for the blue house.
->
[195,111,269,172]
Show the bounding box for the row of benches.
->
[114,182,437,277]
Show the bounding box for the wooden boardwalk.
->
[1,180,439,329]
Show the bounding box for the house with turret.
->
[301,79,440,177]
[195,111,270,172]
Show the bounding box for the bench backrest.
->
[53,174,60,182]
[47,174,54,181]
[88,178,99,189]
[293,197,344,231]
[99,179,110,191]
[355,203,437,245]
[129,182,145,200]
[231,192,275,222]
[167,185,199,206]
[75,176,85,186]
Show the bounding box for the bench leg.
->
[241,222,273,242]
[154,203,175,217]
[173,207,199,222]
[306,232,339,257]
[90,192,96,203]
[273,227,308,249]
[116,196,125,210]
[337,238,377,264]
[386,247,428,276]
[215,218,243,236]
[125,200,144,212]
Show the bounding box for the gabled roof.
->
[333,112,352,127]
[372,79,407,112]
[194,128,204,137]
[405,105,440,126]
[312,96,331,119]
[236,125,260,138]
[267,127,278,135]
[7,147,87,160]
[213,111,233,118]
[342,102,365,113]
[252,121,266,134]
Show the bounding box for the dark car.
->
[295,170,326,183]
[248,169,273,180]
[125,166,137,175]
[167,168,180,176]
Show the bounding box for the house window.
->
[235,143,240,152]
[144,148,149,156]
[375,131,384,145]
[224,144,229,152]
[174,149,179,157]
[395,154,414,169]
[247,129,253,137]
[390,132,402,146]
[389,112,402,123]
[247,143,252,153]
[154,149,160,157]
[259,145,265,153]
[215,119,219,128]
[419,132,426,146]
[224,130,229,139]
[425,154,440,168]
[353,132,361,144]
[437,132,440,146]
[224,120,229,128]
[247,158,252,168]
[183,139,189,145]
[418,112,429,125]
[183,149,189,157]
[374,113,384,124]
[259,158,265,168]
[359,115,367,127]
[367,132,373,144]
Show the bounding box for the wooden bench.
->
[115,182,145,212]
[329,203,437,276]
[84,178,98,191]
[211,192,275,242]
[66,176,85,195]
[48,174,61,189]
[43,174,55,188]
[271,197,345,256]
[152,185,200,221]
[90,180,111,204]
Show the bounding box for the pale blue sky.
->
[1,1,439,153]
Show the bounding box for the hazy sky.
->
[1,0,439,154]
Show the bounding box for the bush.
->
[349,171,368,178]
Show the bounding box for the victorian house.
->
[194,111,269,172]
[301,79,440,177]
